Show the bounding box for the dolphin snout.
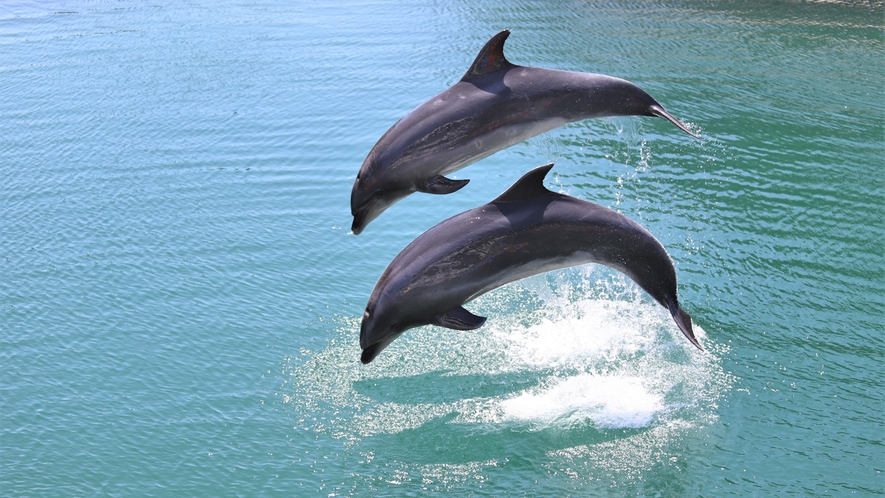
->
[350,186,377,235]
[351,208,367,235]
[359,309,399,364]
[351,200,384,235]
[351,187,405,235]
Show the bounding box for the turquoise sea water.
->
[2,0,883,495]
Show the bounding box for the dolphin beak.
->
[351,202,382,235]
[360,335,397,364]
[649,104,701,139]
[360,343,380,364]
[351,209,367,235]
[351,193,397,235]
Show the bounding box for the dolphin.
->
[351,30,699,234]
[359,164,702,364]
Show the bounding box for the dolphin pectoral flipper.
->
[431,306,487,330]
[417,175,470,195]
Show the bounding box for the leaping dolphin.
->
[351,30,700,234]
[359,164,702,364]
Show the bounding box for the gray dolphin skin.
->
[351,30,699,235]
[360,164,702,364]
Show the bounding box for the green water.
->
[2,0,882,495]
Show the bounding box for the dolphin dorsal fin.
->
[461,30,515,81]
[492,164,557,203]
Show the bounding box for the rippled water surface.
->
[2,0,883,495]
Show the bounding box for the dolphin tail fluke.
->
[648,104,701,139]
[667,299,703,351]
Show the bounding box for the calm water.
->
[2,0,883,495]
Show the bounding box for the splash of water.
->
[281,267,732,489]
[283,267,727,435]
[499,373,665,429]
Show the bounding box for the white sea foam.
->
[284,267,725,437]
[499,374,664,429]
[472,270,716,430]
[282,267,731,489]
